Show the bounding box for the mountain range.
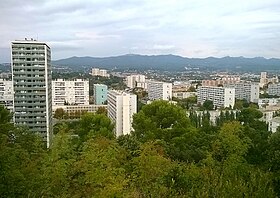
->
[2,54,280,72]
[52,54,280,72]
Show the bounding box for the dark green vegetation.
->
[52,54,280,71]
[1,101,280,197]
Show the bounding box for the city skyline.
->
[1,0,280,62]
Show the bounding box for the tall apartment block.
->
[126,74,146,89]
[52,79,89,106]
[93,84,108,105]
[91,68,110,77]
[224,82,259,102]
[107,90,137,136]
[147,81,172,101]
[197,86,235,109]
[11,39,52,147]
[0,79,13,111]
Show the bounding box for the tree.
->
[187,86,196,92]
[74,113,115,141]
[72,137,128,197]
[131,142,173,197]
[238,108,263,124]
[203,100,214,110]
[54,108,67,120]
[96,106,107,115]
[132,100,191,142]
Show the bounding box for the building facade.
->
[126,74,146,89]
[224,82,259,102]
[147,81,172,101]
[107,90,137,136]
[53,104,107,115]
[12,39,52,147]
[268,83,280,96]
[197,86,235,108]
[172,91,196,99]
[52,79,89,106]
[269,117,280,133]
[93,84,108,105]
[91,68,109,77]
[258,98,280,108]
[202,76,240,87]
[0,79,13,111]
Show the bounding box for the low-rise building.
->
[173,92,196,99]
[53,104,107,115]
[91,68,110,77]
[258,98,280,108]
[202,75,240,87]
[269,117,280,132]
[0,79,13,111]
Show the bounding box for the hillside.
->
[52,54,280,71]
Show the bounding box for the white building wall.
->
[52,79,89,106]
[224,82,259,102]
[268,83,280,96]
[258,98,280,108]
[91,68,109,77]
[224,88,235,108]
[147,81,172,101]
[173,92,197,99]
[126,74,146,89]
[197,86,235,108]
[0,79,13,111]
[269,117,280,132]
[107,90,137,136]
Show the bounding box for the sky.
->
[0,0,280,62]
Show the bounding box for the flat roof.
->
[12,39,50,48]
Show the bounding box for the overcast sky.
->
[0,0,280,62]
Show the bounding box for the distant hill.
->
[52,54,280,72]
[0,63,11,72]
[6,54,280,72]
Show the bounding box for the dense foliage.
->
[1,101,280,197]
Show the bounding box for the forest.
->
[1,100,280,197]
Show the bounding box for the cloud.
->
[0,0,280,62]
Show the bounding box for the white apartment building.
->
[126,74,146,89]
[268,83,280,96]
[53,104,107,115]
[202,75,240,87]
[91,68,109,77]
[107,90,137,136]
[258,98,280,108]
[269,117,280,132]
[173,91,197,99]
[52,79,89,106]
[0,79,13,111]
[197,86,235,108]
[147,81,172,101]
[224,82,259,102]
